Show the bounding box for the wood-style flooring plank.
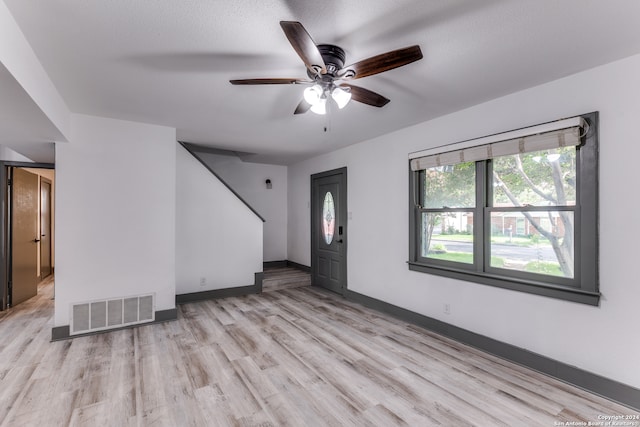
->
[0,278,637,426]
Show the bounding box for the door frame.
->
[310,167,347,295]
[40,176,53,280]
[0,161,54,310]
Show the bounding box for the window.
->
[408,113,599,305]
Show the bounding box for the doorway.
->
[40,178,53,279]
[0,163,55,310]
[311,167,347,295]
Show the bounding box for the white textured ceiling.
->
[3,0,640,164]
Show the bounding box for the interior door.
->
[40,178,52,279]
[311,168,347,294]
[11,168,39,306]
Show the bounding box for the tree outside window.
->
[410,112,599,305]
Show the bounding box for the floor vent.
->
[71,294,155,335]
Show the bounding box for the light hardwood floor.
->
[0,278,637,426]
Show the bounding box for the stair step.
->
[263,275,311,286]
[262,267,310,292]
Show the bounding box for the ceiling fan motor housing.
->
[308,44,346,78]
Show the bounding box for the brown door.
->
[11,168,39,306]
[40,178,52,279]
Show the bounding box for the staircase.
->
[262,266,311,292]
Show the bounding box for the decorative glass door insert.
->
[322,191,335,244]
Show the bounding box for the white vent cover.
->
[71,294,155,335]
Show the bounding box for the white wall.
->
[0,145,33,162]
[54,114,176,326]
[288,53,640,389]
[0,1,70,140]
[176,146,263,294]
[198,152,287,262]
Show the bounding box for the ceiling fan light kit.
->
[303,85,322,105]
[303,84,351,115]
[309,97,327,115]
[230,21,423,115]
[331,86,351,109]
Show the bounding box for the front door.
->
[311,168,347,294]
[11,168,40,306]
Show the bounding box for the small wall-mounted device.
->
[265,179,272,189]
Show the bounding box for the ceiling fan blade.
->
[338,45,423,79]
[280,21,327,75]
[341,84,390,107]
[229,78,308,85]
[294,99,311,115]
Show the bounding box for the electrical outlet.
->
[199,277,206,287]
[444,303,451,315]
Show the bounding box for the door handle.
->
[33,239,41,243]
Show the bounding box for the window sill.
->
[407,261,600,306]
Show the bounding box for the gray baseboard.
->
[176,272,263,304]
[176,284,257,304]
[264,260,288,269]
[155,308,179,322]
[286,260,311,273]
[263,260,311,273]
[51,325,70,341]
[50,308,178,342]
[344,289,640,411]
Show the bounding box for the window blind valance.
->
[409,116,587,171]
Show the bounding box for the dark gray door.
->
[40,178,52,279]
[311,168,347,294]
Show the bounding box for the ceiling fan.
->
[230,21,423,115]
